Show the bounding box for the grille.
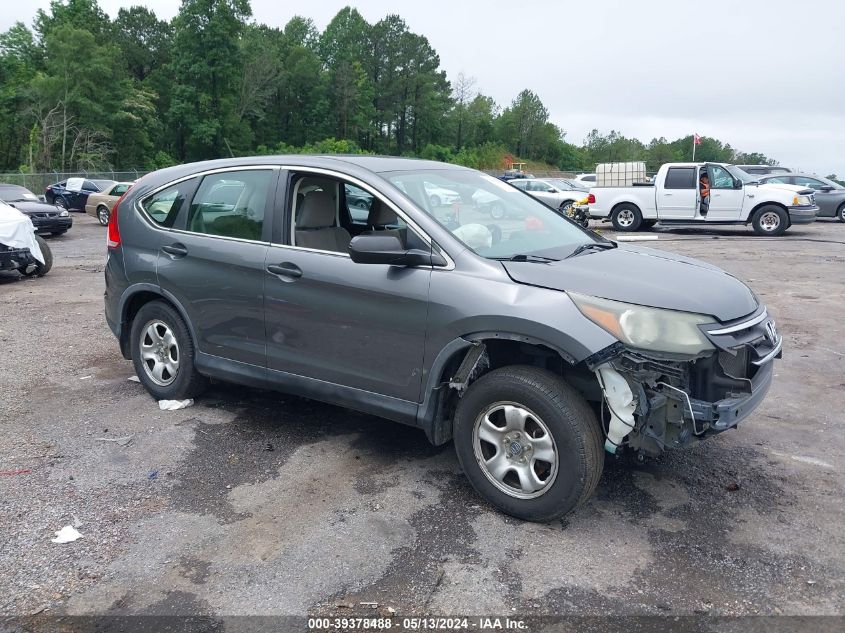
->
[719,347,748,378]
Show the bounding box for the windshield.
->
[0,186,37,202]
[725,165,758,184]
[384,168,597,260]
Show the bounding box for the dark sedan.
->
[0,184,73,236]
[758,173,845,222]
[45,178,115,211]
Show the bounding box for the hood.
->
[502,244,758,322]
[4,200,62,215]
[755,182,805,194]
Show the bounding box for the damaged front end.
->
[586,307,782,457]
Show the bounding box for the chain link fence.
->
[0,171,147,195]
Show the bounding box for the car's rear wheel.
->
[96,206,110,226]
[837,203,845,223]
[453,366,604,522]
[610,204,643,231]
[751,205,788,236]
[559,201,574,216]
[130,300,208,401]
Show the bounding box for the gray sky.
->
[5,0,844,176]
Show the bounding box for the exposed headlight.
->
[568,292,715,355]
[793,195,812,206]
[59,209,69,217]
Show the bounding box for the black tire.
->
[130,300,208,401]
[96,206,110,226]
[34,235,52,276]
[837,203,845,223]
[50,231,67,237]
[559,201,574,216]
[610,204,643,231]
[489,202,505,220]
[751,205,788,236]
[453,366,604,522]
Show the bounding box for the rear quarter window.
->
[141,180,195,228]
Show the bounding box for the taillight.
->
[107,193,126,249]
[587,193,596,204]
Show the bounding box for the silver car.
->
[509,178,589,216]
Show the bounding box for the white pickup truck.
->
[587,162,818,235]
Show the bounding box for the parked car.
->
[424,182,461,207]
[546,178,590,194]
[508,178,589,217]
[588,162,818,235]
[0,183,72,236]
[85,182,133,226]
[0,202,53,277]
[572,173,597,187]
[499,170,534,181]
[757,173,845,222]
[105,156,781,521]
[736,165,792,176]
[45,178,115,211]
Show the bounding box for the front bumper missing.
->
[685,356,773,433]
[591,308,781,455]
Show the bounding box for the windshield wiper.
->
[566,242,617,259]
[492,254,559,263]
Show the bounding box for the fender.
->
[416,331,587,445]
[116,283,200,360]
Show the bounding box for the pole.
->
[692,134,696,162]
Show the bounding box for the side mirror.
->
[820,185,834,192]
[348,234,446,267]
[734,179,744,189]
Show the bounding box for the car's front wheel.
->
[751,205,788,236]
[130,300,208,401]
[96,206,110,226]
[453,366,604,522]
[837,203,845,223]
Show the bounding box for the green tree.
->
[165,0,251,161]
[114,6,172,82]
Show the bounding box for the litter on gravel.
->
[127,375,140,383]
[158,399,194,411]
[95,435,135,447]
[51,526,83,544]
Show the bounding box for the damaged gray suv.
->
[104,156,781,521]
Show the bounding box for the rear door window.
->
[186,170,273,241]
[664,167,695,189]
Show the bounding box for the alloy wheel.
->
[139,320,180,386]
[759,211,781,232]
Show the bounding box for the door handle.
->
[161,243,188,258]
[267,262,302,279]
[664,193,673,196]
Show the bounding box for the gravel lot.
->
[1,214,843,624]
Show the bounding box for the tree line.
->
[0,0,785,175]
